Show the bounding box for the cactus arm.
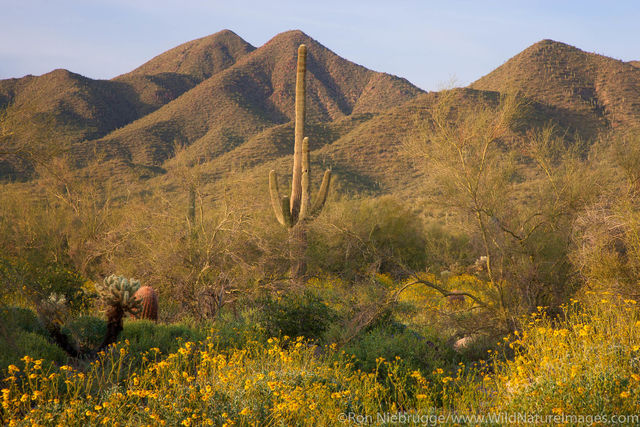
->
[269,170,287,226]
[299,137,310,220]
[300,172,310,221]
[310,170,332,217]
[290,44,307,222]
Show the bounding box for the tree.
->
[409,89,594,329]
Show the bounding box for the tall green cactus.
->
[269,44,331,228]
[268,44,331,281]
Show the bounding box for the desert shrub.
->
[408,92,599,322]
[481,295,640,416]
[309,196,427,278]
[208,307,268,350]
[572,183,640,297]
[0,305,213,372]
[0,307,68,371]
[255,291,337,342]
[344,322,458,375]
[0,306,67,371]
[572,205,631,289]
[423,223,473,272]
[63,315,107,350]
[0,258,91,314]
[0,306,46,335]
[0,331,67,372]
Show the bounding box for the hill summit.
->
[471,39,640,135]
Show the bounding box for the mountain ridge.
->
[1,31,639,190]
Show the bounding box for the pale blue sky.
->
[1,0,638,91]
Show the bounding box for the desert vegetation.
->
[2,33,640,425]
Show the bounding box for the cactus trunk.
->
[289,224,307,283]
[291,44,307,223]
[100,304,125,350]
[268,44,332,283]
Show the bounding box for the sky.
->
[1,0,639,92]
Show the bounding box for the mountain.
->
[0,30,256,179]
[69,30,423,171]
[471,39,640,136]
[0,69,145,179]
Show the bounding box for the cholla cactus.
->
[96,274,142,350]
[95,274,142,315]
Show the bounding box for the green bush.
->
[0,306,66,371]
[209,308,267,349]
[0,306,213,371]
[0,330,67,372]
[255,291,337,343]
[0,306,46,335]
[1,259,91,313]
[344,322,459,375]
[63,315,107,350]
[423,223,473,272]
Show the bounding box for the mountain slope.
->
[175,88,565,208]
[471,39,640,136]
[112,30,256,117]
[0,69,147,179]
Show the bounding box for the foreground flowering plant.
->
[2,293,640,425]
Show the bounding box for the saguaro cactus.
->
[269,44,331,281]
